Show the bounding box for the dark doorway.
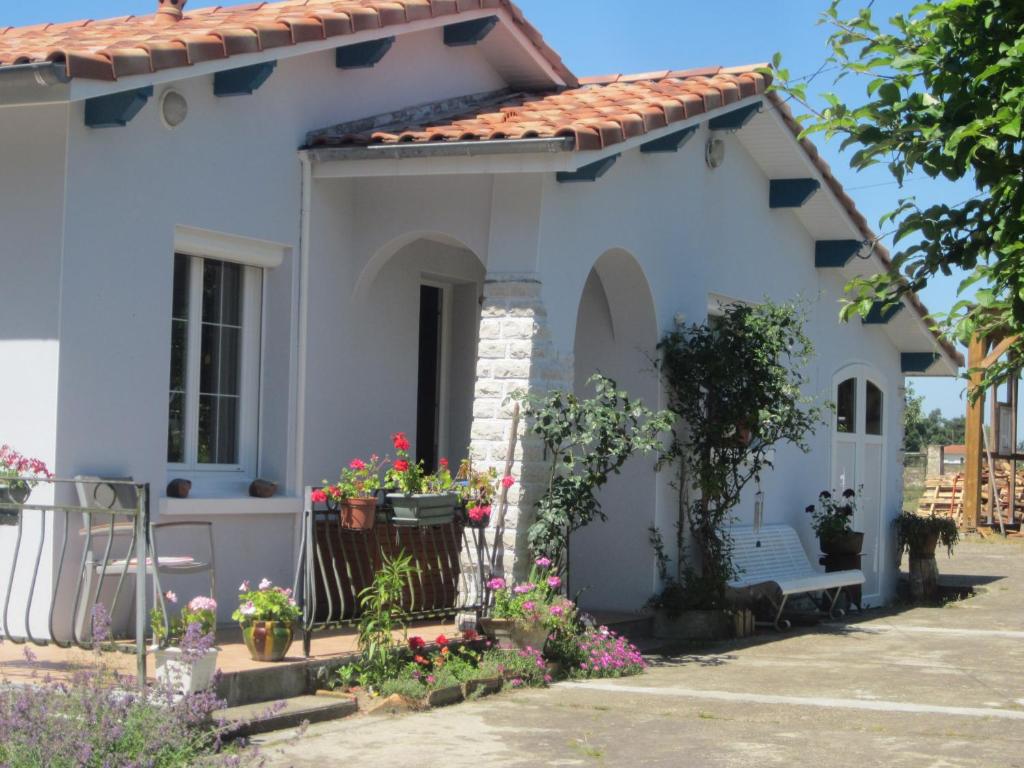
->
[417,285,443,471]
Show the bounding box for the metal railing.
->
[294,489,491,657]
[0,477,150,687]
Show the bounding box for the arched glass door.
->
[831,365,886,602]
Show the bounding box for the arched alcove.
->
[569,248,661,612]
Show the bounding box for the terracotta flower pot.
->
[241,621,294,662]
[341,497,377,530]
[480,617,549,652]
[819,531,864,556]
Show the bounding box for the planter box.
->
[386,493,458,527]
[152,646,220,694]
[480,617,549,652]
[425,684,464,708]
[463,676,503,698]
[653,610,734,641]
[0,483,30,526]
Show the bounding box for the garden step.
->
[215,693,358,738]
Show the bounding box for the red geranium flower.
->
[502,475,515,489]
[439,457,449,469]
[408,636,425,650]
[462,629,479,641]
[349,458,366,471]
[392,432,411,452]
[435,634,449,646]
[393,460,410,473]
[311,489,327,504]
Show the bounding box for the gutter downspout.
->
[292,153,312,557]
[0,62,71,106]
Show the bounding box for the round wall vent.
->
[160,89,188,129]
[705,137,725,169]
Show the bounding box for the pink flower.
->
[240,601,256,617]
[349,458,366,471]
[258,578,272,590]
[188,596,217,612]
[513,583,534,594]
[468,505,491,523]
[311,489,328,504]
[487,578,506,590]
[550,605,564,617]
[239,580,250,592]
[502,475,515,489]
[535,557,552,569]
[547,576,562,590]
[523,601,535,612]
[164,591,177,605]
[439,458,449,469]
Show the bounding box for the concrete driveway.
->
[256,537,1024,767]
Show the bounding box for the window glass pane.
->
[837,377,857,434]
[167,255,190,463]
[866,381,883,435]
[197,259,244,465]
[167,392,185,464]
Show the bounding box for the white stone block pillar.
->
[469,274,572,582]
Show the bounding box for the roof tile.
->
[0,0,576,85]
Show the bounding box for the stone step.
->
[215,692,358,738]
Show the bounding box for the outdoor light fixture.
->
[705,137,725,169]
[160,89,188,129]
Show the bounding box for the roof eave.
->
[0,62,71,107]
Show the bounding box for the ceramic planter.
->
[152,645,220,694]
[480,617,549,652]
[241,621,294,662]
[463,676,503,698]
[819,531,864,556]
[425,684,464,708]
[340,497,377,530]
[386,493,457,527]
[0,482,30,526]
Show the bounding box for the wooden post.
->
[963,334,987,531]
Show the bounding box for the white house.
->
[0,0,960,636]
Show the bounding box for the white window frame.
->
[167,254,263,482]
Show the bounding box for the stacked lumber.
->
[916,468,1022,527]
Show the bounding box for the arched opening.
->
[306,234,485,480]
[569,249,660,612]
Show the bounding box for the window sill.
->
[158,496,303,518]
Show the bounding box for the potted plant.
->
[455,461,514,530]
[895,511,959,601]
[0,444,52,526]
[807,489,864,555]
[322,455,385,530]
[150,592,219,694]
[481,557,575,652]
[232,578,302,662]
[384,433,458,526]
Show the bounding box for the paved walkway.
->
[257,537,1024,767]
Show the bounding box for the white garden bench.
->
[728,524,865,631]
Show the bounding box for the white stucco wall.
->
[0,103,68,638]
[33,30,508,623]
[532,125,905,607]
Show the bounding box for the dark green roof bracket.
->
[214,61,277,96]
[336,37,395,69]
[901,353,940,373]
[444,16,499,47]
[640,125,697,154]
[557,154,620,183]
[769,178,820,208]
[84,86,154,128]
[815,239,863,268]
[708,102,762,131]
[863,302,904,325]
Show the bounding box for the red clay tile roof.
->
[307,65,769,150]
[0,0,575,86]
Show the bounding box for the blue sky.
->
[1,0,975,417]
